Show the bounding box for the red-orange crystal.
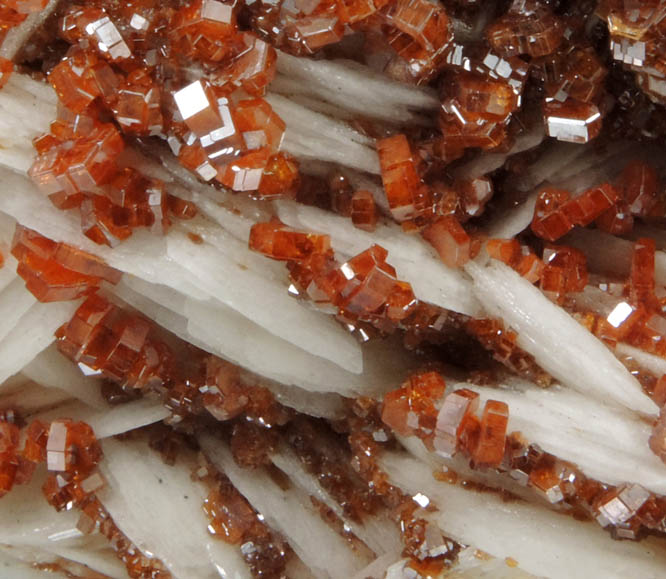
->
[472,399,509,469]
[350,190,377,232]
[422,215,471,268]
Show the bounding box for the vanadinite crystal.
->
[11,226,121,302]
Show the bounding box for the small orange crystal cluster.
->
[571,237,666,362]
[200,464,289,576]
[55,292,289,427]
[381,372,510,469]
[381,371,666,540]
[600,0,666,105]
[26,1,298,247]
[11,225,122,302]
[375,133,492,268]
[531,160,663,245]
[0,412,171,578]
[485,238,544,283]
[248,0,453,82]
[250,220,419,338]
[465,318,552,387]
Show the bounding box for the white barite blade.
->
[185,297,362,395]
[40,545,128,579]
[166,230,363,374]
[0,380,73,414]
[99,437,251,579]
[0,80,54,146]
[200,435,370,579]
[466,259,657,415]
[0,299,81,385]
[0,472,82,549]
[266,94,380,174]
[381,451,666,579]
[0,0,60,61]
[0,278,37,343]
[34,398,169,440]
[23,344,107,409]
[274,200,482,317]
[266,93,374,147]
[616,343,666,377]
[274,51,439,123]
[0,254,18,294]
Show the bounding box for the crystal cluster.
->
[0,410,170,578]
[465,318,552,387]
[248,0,453,82]
[529,159,662,248]
[55,293,289,428]
[11,226,122,302]
[485,239,543,283]
[338,403,460,566]
[23,1,298,247]
[382,371,666,540]
[375,133,491,267]
[600,0,666,105]
[250,220,419,338]
[200,464,289,576]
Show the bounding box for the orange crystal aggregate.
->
[601,0,666,106]
[384,373,666,538]
[249,220,331,263]
[540,246,588,302]
[381,373,507,467]
[485,239,544,283]
[55,293,289,429]
[376,134,431,225]
[201,467,289,576]
[11,226,121,302]
[432,388,479,458]
[465,318,552,387]
[26,0,301,246]
[532,160,663,244]
[0,412,170,578]
[381,371,445,438]
[250,220,419,336]
[472,400,509,468]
